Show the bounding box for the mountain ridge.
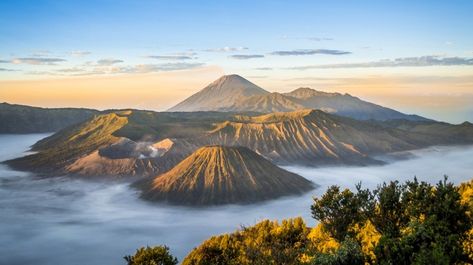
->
[168,75,428,121]
[0,102,98,133]
[5,108,473,178]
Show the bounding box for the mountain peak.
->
[207,74,261,90]
[168,74,268,111]
[219,74,245,80]
[211,74,244,84]
[285,87,339,99]
[137,145,314,205]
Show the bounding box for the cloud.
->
[255,67,273,70]
[29,62,206,76]
[147,55,193,60]
[11,57,66,65]
[205,46,248,52]
[287,56,473,70]
[0,60,9,63]
[271,49,351,56]
[308,37,333,41]
[31,50,51,57]
[229,54,264,60]
[97,58,124,66]
[0,68,17,72]
[70,50,91,57]
[114,63,205,74]
[246,75,267,79]
[280,36,333,41]
[56,67,86,73]
[27,71,54,75]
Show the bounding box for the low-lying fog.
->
[1,134,472,265]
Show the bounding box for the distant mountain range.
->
[3,74,473,206]
[169,74,428,121]
[6,109,473,178]
[0,74,428,135]
[0,102,98,133]
[135,145,314,205]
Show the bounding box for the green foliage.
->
[313,238,365,265]
[312,177,473,264]
[124,246,178,265]
[372,178,472,264]
[310,185,370,242]
[182,217,310,265]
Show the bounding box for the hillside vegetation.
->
[127,177,473,264]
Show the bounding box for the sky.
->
[0,0,472,123]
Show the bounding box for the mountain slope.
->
[0,102,98,133]
[284,88,427,121]
[6,111,130,172]
[223,87,427,121]
[206,109,440,165]
[65,138,198,178]
[6,108,473,177]
[224,92,306,113]
[5,110,214,176]
[136,145,314,205]
[168,74,268,111]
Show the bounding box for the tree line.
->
[125,177,473,265]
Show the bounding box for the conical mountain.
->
[136,145,314,205]
[168,74,269,111]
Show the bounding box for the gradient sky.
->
[1,0,472,122]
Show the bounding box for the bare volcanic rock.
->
[65,138,199,178]
[136,146,314,205]
[168,74,268,111]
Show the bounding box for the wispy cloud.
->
[56,67,86,73]
[271,49,351,56]
[115,63,204,73]
[97,58,124,66]
[27,71,55,75]
[28,62,206,77]
[0,68,17,72]
[281,36,333,41]
[31,50,51,57]
[0,60,9,63]
[229,54,264,60]
[287,56,473,70]
[247,75,267,79]
[69,50,91,57]
[205,46,248,52]
[255,67,273,70]
[308,37,333,41]
[11,57,66,65]
[147,55,193,60]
